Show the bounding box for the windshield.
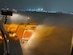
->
[0,11,73,55]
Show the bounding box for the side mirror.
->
[1,10,13,16]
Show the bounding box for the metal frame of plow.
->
[0,20,9,55]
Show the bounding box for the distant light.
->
[1,8,9,10]
[37,8,40,11]
[40,8,43,11]
[1,8,5,10]
[7,8,9,10]
[12,9,17,12]
[27,17,30,20]
[28,9,32,11]
[37,8,44,11]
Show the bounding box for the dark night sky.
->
[0,0,73,12]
